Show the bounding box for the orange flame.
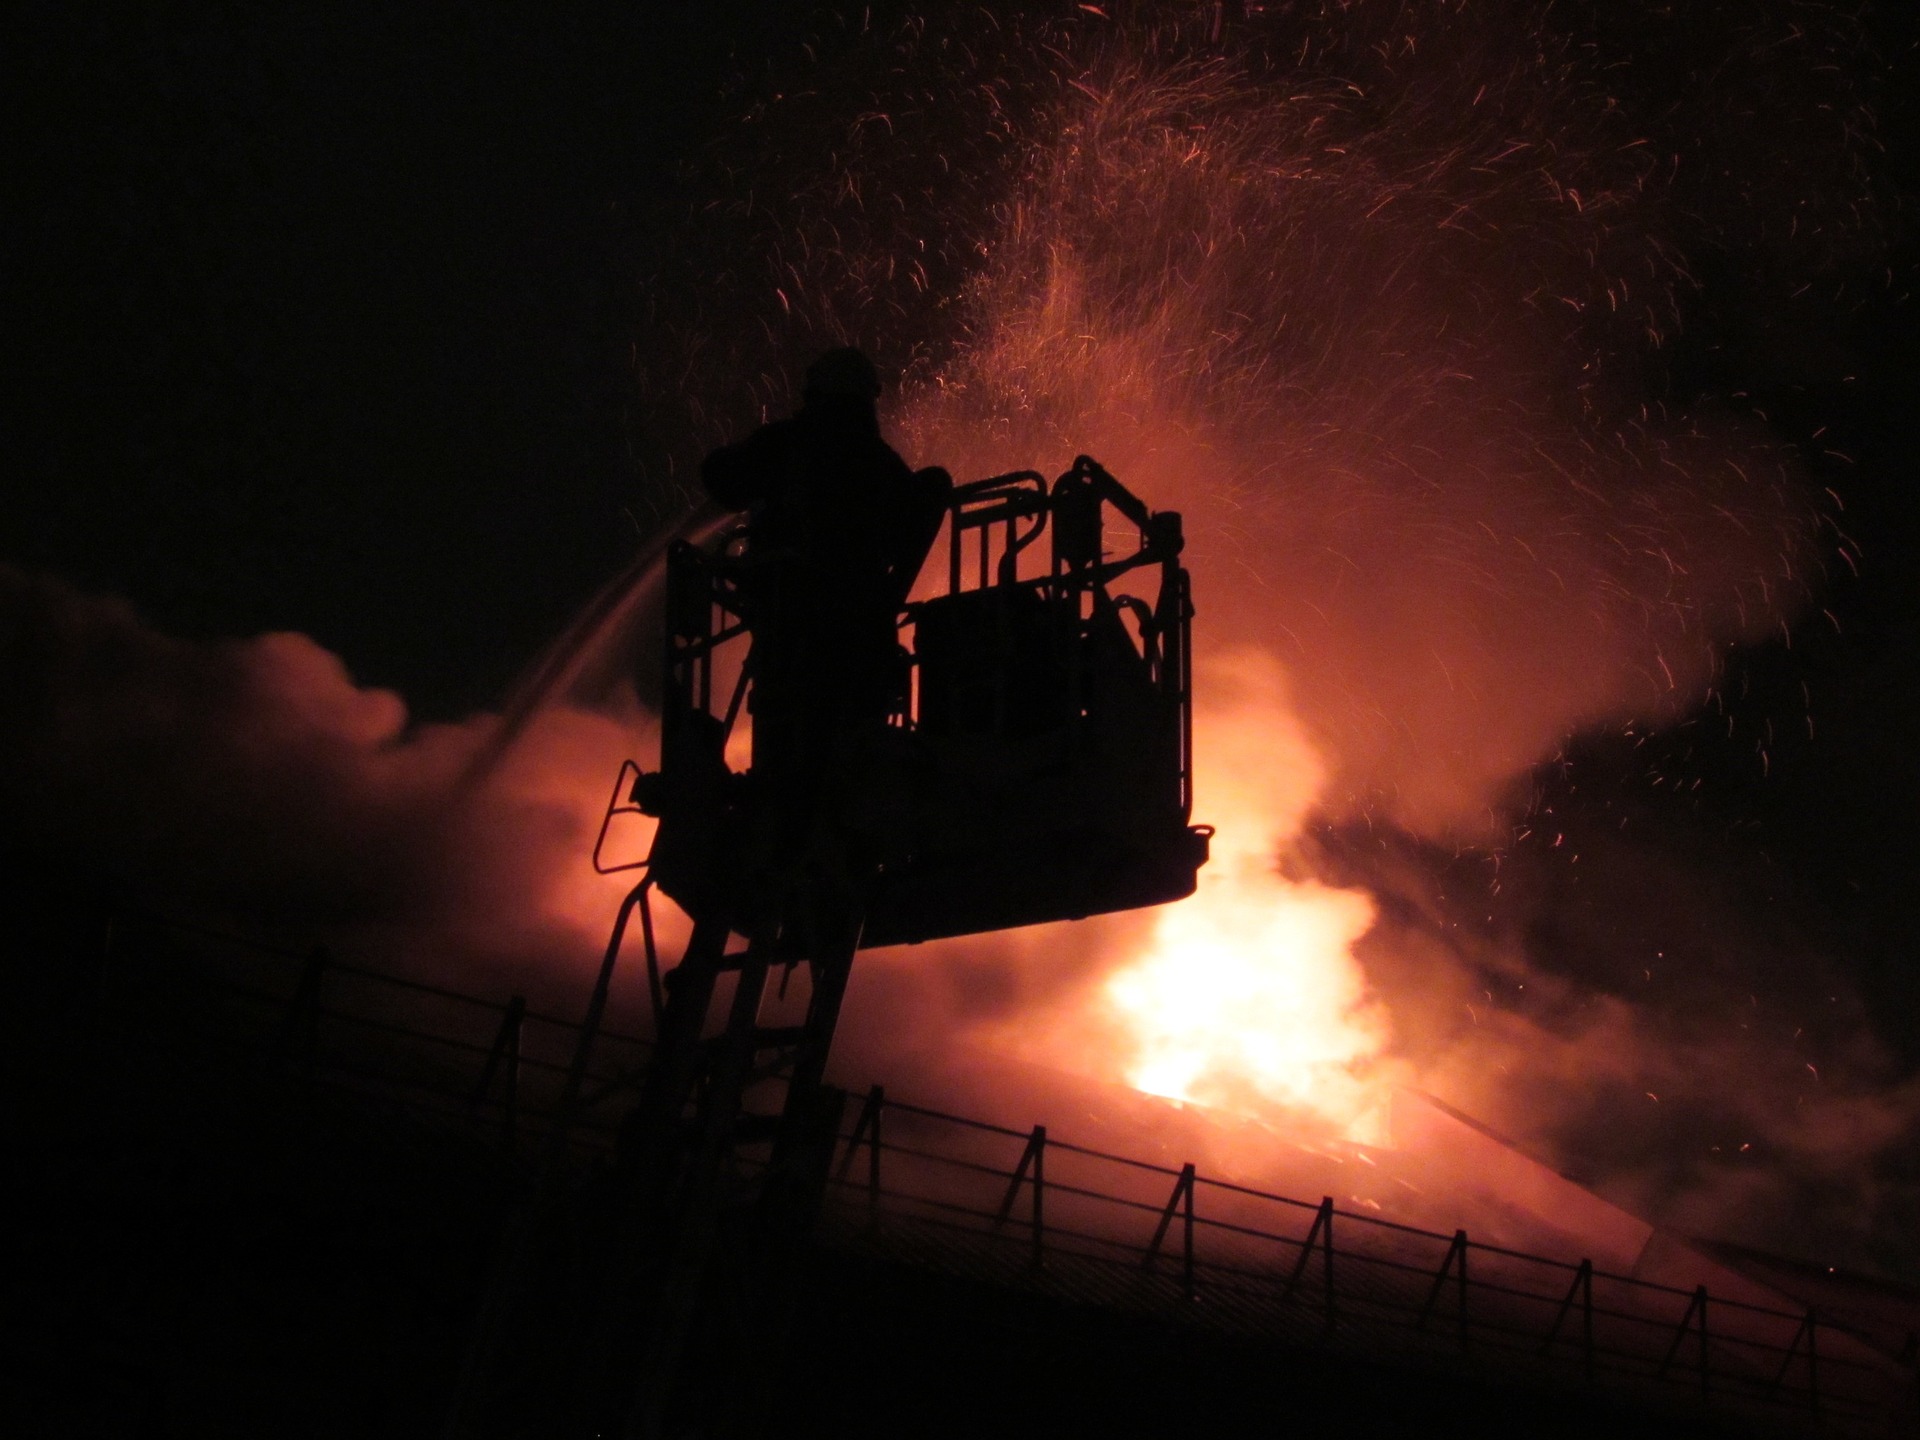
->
[1106,868,1383,1123]
[1088,652,1395,1137]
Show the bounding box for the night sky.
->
[9,2,784,713]
[6,2,1918,1050]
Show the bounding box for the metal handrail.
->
[812,1198,1864,1423]
[44,894,1910,1429]
[866,1093,1894,1324]
[821,1091,1907,1433]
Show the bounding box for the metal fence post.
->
[1419,1229,1471,1353]
[1144,1163,1198,1300]
[992,1124,1047,1268]
[1282,1197,1336,1329]
[1806,1309,1819,1416]
[1320,1198,1334,1328]
[1457,1233,1470,1352]
[469,995,526,1146]
[1696,1287,1711,1400]
[1539,1258,1596,1383]
[1030,1125,1046,1268]
[1581,1261,1595,1381]
[1658,1285,1711,1400]
[1768,1307,1821,1416]
[835,1084,886,1229]
[1181,1163,1195,1300]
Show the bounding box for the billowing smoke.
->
[895,36,1826,835]
[1326,812,1920,1277]
[0,564,645,1006]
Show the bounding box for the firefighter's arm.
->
[879,465,953,605]
[700,420,794,510]
[910,464,954,512]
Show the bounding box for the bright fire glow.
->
[1095,651,1392,1136]
[998,651,1396,1139]
[1107,865,1381,1124]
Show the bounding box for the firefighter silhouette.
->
[701,347,951,870]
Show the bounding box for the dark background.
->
[5,2,1918,1042]
[6,1,799,712]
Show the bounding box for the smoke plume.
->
[0,564,645,1007]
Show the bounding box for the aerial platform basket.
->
[638,454,1209,952]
